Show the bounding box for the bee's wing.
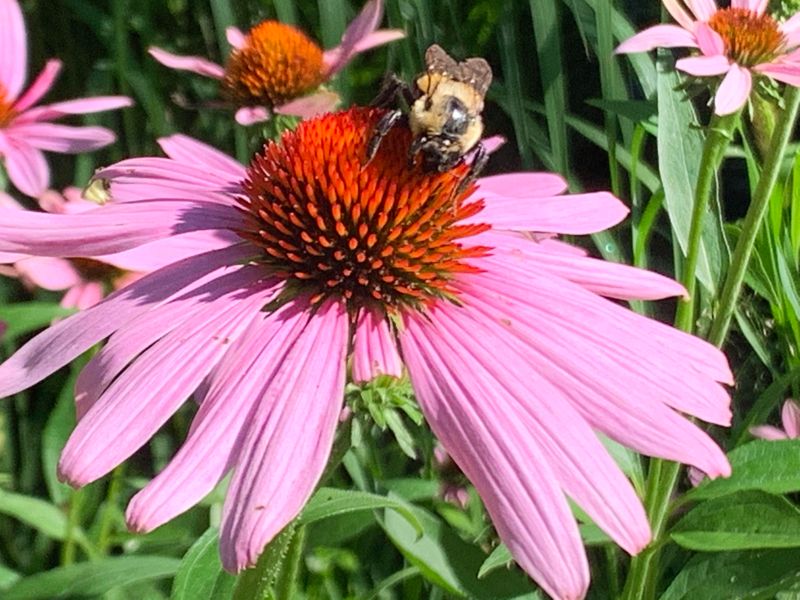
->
[425,44,459,75]
[459,58,492,98]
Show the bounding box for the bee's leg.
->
[365,109,404,165]
[408,135,426,168]
[371,74,416,109]
[453,143,489,200]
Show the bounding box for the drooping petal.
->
[687,0,716,21]
[463,191,629,234]
[234,106,271,126]
[274,90,340,119]
[13,256,80,290]
[694,22,725,56]
[616,25,698,54]
[126,302,308,532]
[220,299,348,572]
[401,313,590,600]
[714,64,752,116]
[157,135,246,182]
[7,122,116,153]
[58,272,275,487]
[781,13,800,42]
[749,425,789,440]
[663,0,696,30]
[0,244,253,399]
[676,55,730,76]
[782,400,800,438]
[148,47,225,79]
[60,281,105,311]
[0,136,49,197]
[0,199,243,256]
[352,308,403,382]
[12,59,61,113]
[14,96,132,124]
[754,62,800,87]
[323,0,404,76]
[475,172,569,199]
[226,26,246,50]
[0,0,28,101]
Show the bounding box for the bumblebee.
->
[366,44,492,183]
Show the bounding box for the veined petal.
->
[401,314,590,600]
[14,256,80,290]
[126,302,308,532]
[352,308,403,382]
[148,47,225,79]
[8,123,116,153]
[732,0,767,14]
[782,400,800,438]
[663,0,696,29]
[695,21,725,56]
[463,191,629,234]
[59,278,275,487]
[687,0,716,21]
[14,96,133,123]
[676,54,730,76]
[0,0,27,101]
[754,62,800,87]
[749,425,789,440]
[476,172,569,199]
[275,90,340,119]
[781,12,800,38]
[157,135,246,182]
[0,244,253,399]
[714,64,752,115]
[12,59,61,113]
[0,199,243,256]
[616,25,698,54]
[220,299,348,572]
[0,136,49,197]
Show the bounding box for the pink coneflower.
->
[617,0,800,115]
[0,187,235,309]
[751,398,800,439]
[0,108,732,600]
[150,0,403,125]
[0,0,131,197]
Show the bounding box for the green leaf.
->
[477,544,512,579]
[688,439,800,500]
[0,303,73,339]
[299,487,423,536]
[659,549,800,599]
[381,497,539,599]
[0,564,20,589]
[657,54,724,293]
[3,556,181,599]
[672,491,800,551]
[0,489,89,551]
[41,365,79,504]
[171,528,236,600]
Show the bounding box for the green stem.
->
[623,109,740,600]
[60,488,85,566]
[674,111,740,333]
[708,87,800,347]
[97,465,125,555]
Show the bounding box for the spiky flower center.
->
[708,8,785,66]
[0,85,17,127]
[222,20,326,108]
[238,107,491,310]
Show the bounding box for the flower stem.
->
[708,87,800,348]
[624,109,740,600]
[674,110,740,333]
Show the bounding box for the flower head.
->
[617,0,800,115]
[0,0,132,197]
[149,0,404,125]
[751,398,800,439]
[0,108,733,600]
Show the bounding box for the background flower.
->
[0,0,131,197]
[751,398,800,439]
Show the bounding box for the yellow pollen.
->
[222,20,326,108]
[0,84,17,127]
[708,8,785,66]
[238,107,491,311]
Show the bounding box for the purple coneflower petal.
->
[148,47,225,79]
[782,400,800,438]
[0,244,252,399]
[754,62,800,87]
[0,137,49,198]
[61,281,104,310]
[715,64,752,115]
[234,106,272,126]
[694,22,725,56]
[732,0,767,14]
[476,172,568,199]
[58,273,276,487]
[687,0,716,21]
[0,200,243,256]
[352,307,403,382]
[15,96,133,123]
[464,191,628,234]
[782,13,800,45]
[401,314,590,600]
[275,90,341,119]
[676,55,731,76]
[749,425,789,440]
[8,123,116,153]
[615,25,698,54]
[127,303,308,532]
[220,299,348,572]
[425,300,651,556]
[226,26,246,50]
[0,0,27,101]
[14,256,80,290]
[663,0,697,30]
[12,59,61,113]
[157,135,246,181]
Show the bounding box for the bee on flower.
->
[150,0,404,125]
